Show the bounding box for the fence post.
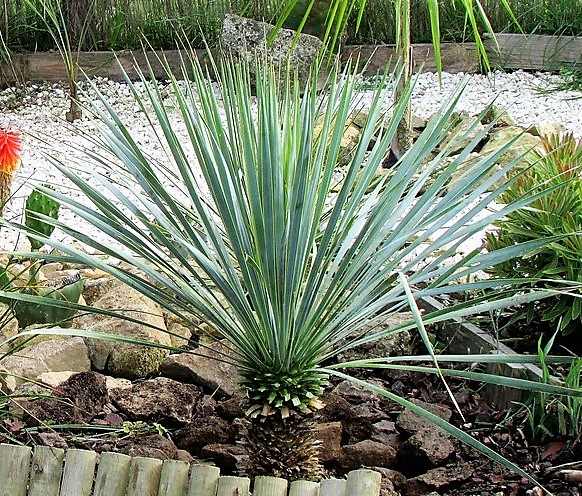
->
[187,465,221,496]
[216,475,251,496]
[125,456,163,496]
[288,480,319,496]
[319,478,346,496]
[0,444,32,496]
[93,452,132,496]
[345,469,382,496]
[28,446,65,496]
[60,449,97,496]
[253,476,288,496]
[158,459,190,496]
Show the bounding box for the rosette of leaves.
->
[486,132,582,334]
[2,57,581,488]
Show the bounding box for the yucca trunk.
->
[245,412,322,481]
[394,0,413,157]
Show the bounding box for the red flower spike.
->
[0,128,22,175]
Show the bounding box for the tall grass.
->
[1,0,581,52]
[1,0,243,52]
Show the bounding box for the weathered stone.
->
[110,377,202,426]
[397,427,455,471]
[215,395,245,420]
[26,371,108,424]
[75,280,171,379]
[337,313,415,363]
[118,434,179,460]
[0,303,18,342]
[339,440,397,471]
[1,337,91,392]
[479,126,543,175]
[81,276,115,305]
[395,399,452,435]
[440,114,486,155]
[528,120,566,138]
[372,467,407,491]
[403,462,474,495]
[159,341,240,398]
[344,403,391,443]
[200,443,249,473]
[37,371,77,387]
[371,420,404,448]
[167,321,192,349]
[481,106,516,127]
[220,14,328,90]
[314,422,342,463]
[174,416,236,455]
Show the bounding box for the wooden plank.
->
[28,446,65,496]
[253,476,288,496]
[288,480,319,496]
[187,465,220,496]
[59,449,97,496]
[0,444,32,496]
[216,476,251,496]
[2,49,215,85]
[93,452,132,496]
[319,478,346,496]
[345,469,382,496]
[341,43,479,75]
[158,460,190,496]
[484,33,582,71]
[0,42,480,87]
[126,456,163,496]
[419,295,544,408]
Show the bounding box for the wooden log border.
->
[0,43,478,86]
[0,444,382,496]
[484,33,582,72]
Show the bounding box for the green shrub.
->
[486,132,582,334]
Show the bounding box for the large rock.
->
[397,427,455,471]
[221,14,328,90]
[75,280,171,379]
[0,303,18,343]
[339,440,397,471]
[1,337,91,392]
[174,416,236,455]
[110,377,202,426]
[337,313,414,363]
[159,340,240,398]
[440,114,486,155]
[25,371,108,424]
[395,399,452,435]
[479,126,543,176]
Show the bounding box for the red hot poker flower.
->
[0,127,22,175]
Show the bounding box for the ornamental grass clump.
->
[486,132,582,334]
[2,58,581,486]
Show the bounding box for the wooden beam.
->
[1,43,479,87]
[484,33,582,71]
[341,42,479,75]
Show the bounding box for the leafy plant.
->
[522,333,582,442]
[2,57,581,487]
[485,132,582,334]
[21,0,94,121]
[1,186,83,328]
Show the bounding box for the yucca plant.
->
[1,57,581,486]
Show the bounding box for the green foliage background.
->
[1,0,582,52]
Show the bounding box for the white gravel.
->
[0,69,581,255]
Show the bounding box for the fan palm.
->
[2,57,580,484]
